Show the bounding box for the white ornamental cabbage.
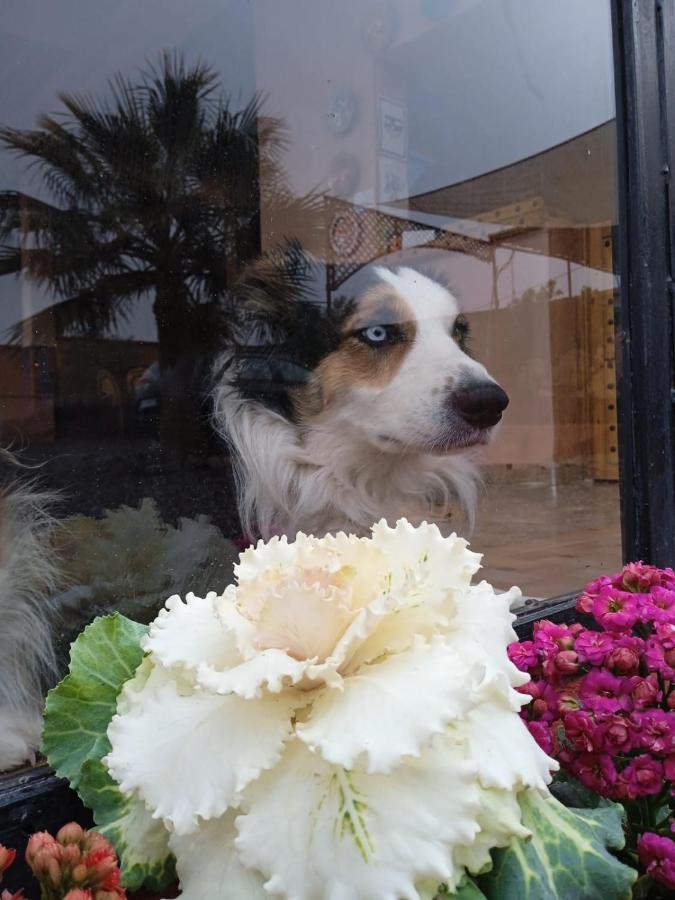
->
[104,519,557,900]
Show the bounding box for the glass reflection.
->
[0,0,619,772]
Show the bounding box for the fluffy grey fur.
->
[0,464,60,770]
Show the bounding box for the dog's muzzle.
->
[451,381,509,429]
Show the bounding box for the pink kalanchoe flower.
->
[656,621,675,649]
[526,720,553,755]
[631,673,663,709]
[570,751,618,794]
[577,575,613,613]
[641,586,675,625]
[621,754,664,798]
[542,620,575,642]
[645,638,675,680]
[632,710,675,754]
[507,640,538,672]
[533,620,574,655]
[665,755,675,780]
[598,715,634,753]
[591,589,640,632]
[574,630,615,666]
[638,832,675,890]
[622,562,663,592]
[580,669,631,717]
[563,710,598,753]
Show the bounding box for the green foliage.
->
[77,758,176,891]
[478,791,637,900]
[43,613,147,785]
[43,613,175,891]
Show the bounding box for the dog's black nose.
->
[452,381,509,428]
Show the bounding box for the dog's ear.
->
[223,240,358,416]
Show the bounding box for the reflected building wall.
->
[251,0,617,478]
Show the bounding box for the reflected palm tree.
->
[0,51,318,450]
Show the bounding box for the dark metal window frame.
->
[2,3,675,895]
[613,0,675,566]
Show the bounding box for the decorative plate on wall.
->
[325,90,358,136]
[329,208,362,258]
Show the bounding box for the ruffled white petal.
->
[320,531,391,609]
[453,788,530,875]
[371,519,482,601]
[105,667,295,834]
[143,590,244,672]
[234,533,298,583]
[235,739,480,900]
[169,812,268,900]
[297,638,475,773]
[343,597,448,672]
[454,697,557,792]
[248,577,357,661]
[196,649,310,699]
[450,582,528,694]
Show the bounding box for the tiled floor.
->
[469,473,622,600]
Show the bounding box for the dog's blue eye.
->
[358,324,398,346]
[365,326,388,342]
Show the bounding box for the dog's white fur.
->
[0,471,59,770]
[214,267,502,539]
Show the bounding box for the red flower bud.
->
[632,673,661,708]
[0,846,16,877]
[83,848,117,888]
[607,646,640,674]
[71,864,88,883]
[60,843,82,868]
[532,699,548,718]
[25,832,58,868]
[57,823,85,846]
[557,636,575,651]
[45,856,62,888]
[554,650,580,675]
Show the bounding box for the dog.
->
[0,455,59,771]
[212,243,508,540]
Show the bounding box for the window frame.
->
[613,0,675,566]
[2,3,675,890]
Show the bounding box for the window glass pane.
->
[0,0,619,773]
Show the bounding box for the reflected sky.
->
[0,0,615,338]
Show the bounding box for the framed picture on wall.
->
[378,96,407,158]
[378,154,407,203]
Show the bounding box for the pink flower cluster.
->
[25,823,126,900]
[0,824,126,900]
[508,561,675,891]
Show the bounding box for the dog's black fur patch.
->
[218,241,470,417]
